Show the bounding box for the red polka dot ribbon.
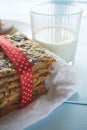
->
[0,36,33,108]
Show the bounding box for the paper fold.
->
[0,55,79,130]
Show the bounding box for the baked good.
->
[0,33,56,117]
[0,19,17,35]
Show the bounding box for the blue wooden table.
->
[24,103,87,130]
[24,15,87,130]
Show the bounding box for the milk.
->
[33,26,77,63]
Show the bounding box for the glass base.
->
[68,60,75,65]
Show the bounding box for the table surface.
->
[0,1,87,130]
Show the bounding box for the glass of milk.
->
[30,3,82,63]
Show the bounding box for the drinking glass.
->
[30,3,82,63]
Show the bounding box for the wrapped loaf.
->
[0,33,56,117]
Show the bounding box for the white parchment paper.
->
[0,55,79,130]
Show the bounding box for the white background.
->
[0,0,87,22]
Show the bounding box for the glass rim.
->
[30,2,83,16]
